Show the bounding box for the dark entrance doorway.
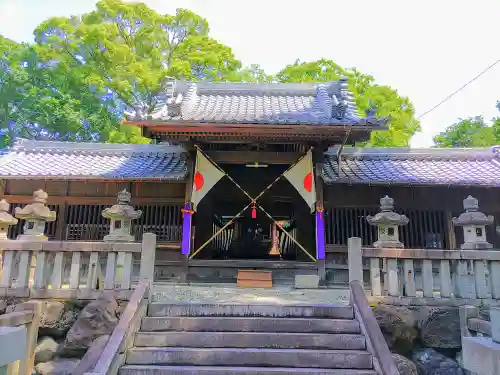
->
[194,164,315,261]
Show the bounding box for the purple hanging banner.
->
[181,202,193,256]
[315,209,326,260]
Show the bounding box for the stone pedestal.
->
[14,190,56,241]
[102,190,142,242]
[453,196,494,250]
[366,196,409,248]
[0,200,17,240]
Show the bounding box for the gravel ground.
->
[151,284,350,305]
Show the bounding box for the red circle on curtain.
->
[194,171,204,191]
[303,172,313,192]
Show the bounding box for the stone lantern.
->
[0,199,18,240]
[102,190,142,242]
[453,195,493,250]
[14,190,56,241]
[366,195,409,248]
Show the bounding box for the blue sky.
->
[1,0,499,147]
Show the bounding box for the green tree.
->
[33,0,242,121]
[274,59,420,147]
[433,116,500,148]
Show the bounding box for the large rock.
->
[60,295,118,358]
[373,304,417,355]
[38,301,79,338]
[35,359,80,375]
[417,307,461,349]
[393,353,418,375]
[35,337,59,364]
[413,348,465,375]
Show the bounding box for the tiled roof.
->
[323,147,500,187]
[124,79,389,127]
[0,139,187,180]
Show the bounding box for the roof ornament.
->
[331,95,347,120]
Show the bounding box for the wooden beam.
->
[206,151,302,165]
[3,195,184,205]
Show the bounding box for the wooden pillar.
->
[0,180,5,198]
[314,151,326,283]
[446,211,457,249]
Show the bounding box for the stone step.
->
[126,347,373,369]
[141,316,360,333]
[148,303,353,319]
[134,332,366,350]
[120,365,378,375]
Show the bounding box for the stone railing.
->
[0,301,42,375]
[347,237,500,305]
[460,306,500,375]
[0,233,156,300]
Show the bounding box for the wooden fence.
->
[347,237,500,305]
[0,233,156,300]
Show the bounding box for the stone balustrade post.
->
[491,307,500,344]
[348,237,363,285]
[140,233,157,283]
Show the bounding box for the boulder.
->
[35,337,59,364]
[38,302,79,338]
[60,295,118,358]
[413,348,465,375]
[72,335,110,375]
[392,353,418,375]
[35,359,80,375]
[417,307,461,349]
[372,304,417,355]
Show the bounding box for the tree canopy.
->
[1,0,420,148]
[433,104,500,148]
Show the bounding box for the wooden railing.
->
[0,233,156,300]
[347,237,500,304]
[0,301,42,375]
[83,280,150,375]
[349,280,399,375]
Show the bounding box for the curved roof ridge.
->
[8,139,186,155]
[326,146,495,160]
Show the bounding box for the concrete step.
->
[141,316,360,333]
[148,303,353,319]
[120,365,378,375]
[134,332,366,350]
[126,347,373,369]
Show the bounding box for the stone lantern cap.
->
[453,195,494,226]
[0,199,18,226]
[366,195,409,226]
[14,190,56,222]
[102,190,142,220]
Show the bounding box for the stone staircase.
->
[119,302,379,375]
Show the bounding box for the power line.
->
[417,58,500,120]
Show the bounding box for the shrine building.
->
[1,78,500,284]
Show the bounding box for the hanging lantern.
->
[251,201,257,219]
